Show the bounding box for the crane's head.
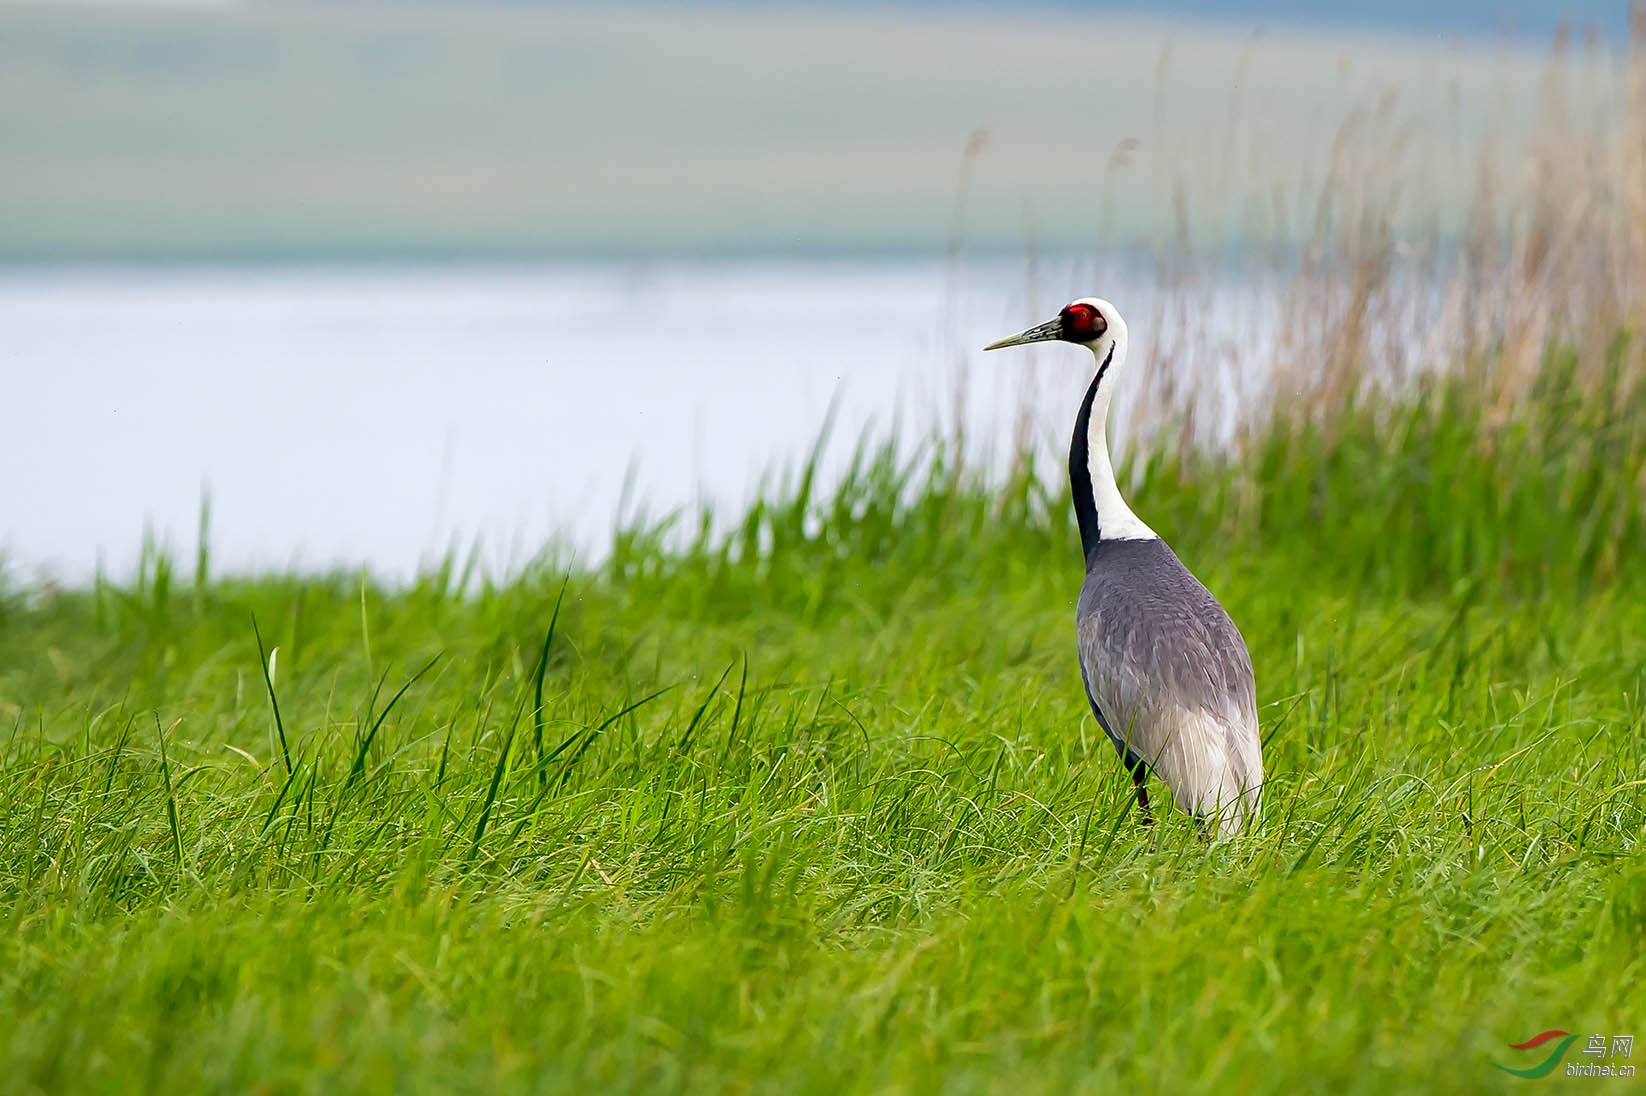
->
[983,298,1126,362]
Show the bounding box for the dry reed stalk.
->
[1126,12,1646,465]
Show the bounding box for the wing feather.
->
[1076,539,1262,835]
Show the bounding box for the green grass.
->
[3,375,1645,1093]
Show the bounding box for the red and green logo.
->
[1495,1031,1579,1079]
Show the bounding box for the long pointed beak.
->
[983,318,1062,351]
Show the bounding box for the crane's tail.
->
[1205,773,1262,839]
[1207,712,1263,839]
[1137,708,1263,838]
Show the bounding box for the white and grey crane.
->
[985,298,1262,837]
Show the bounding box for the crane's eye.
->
[1060,303,1106,341]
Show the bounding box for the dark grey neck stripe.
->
[1068,343,1114,564]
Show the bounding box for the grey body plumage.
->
[1077,538,1261,835]
[986,297,1263,836]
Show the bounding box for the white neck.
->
[1086,339,1157,542]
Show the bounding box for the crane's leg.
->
[1125,751,1153,826]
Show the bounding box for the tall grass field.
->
[4,357,1645,1092]
[7,14,1646,1095]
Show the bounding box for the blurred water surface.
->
[0,260,1177,582]
[0,259,1299,582]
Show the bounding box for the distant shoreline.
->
[3,3,1617,262]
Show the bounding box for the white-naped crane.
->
[986,298,1262,837]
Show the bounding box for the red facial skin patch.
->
[1061,302,1105,341]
